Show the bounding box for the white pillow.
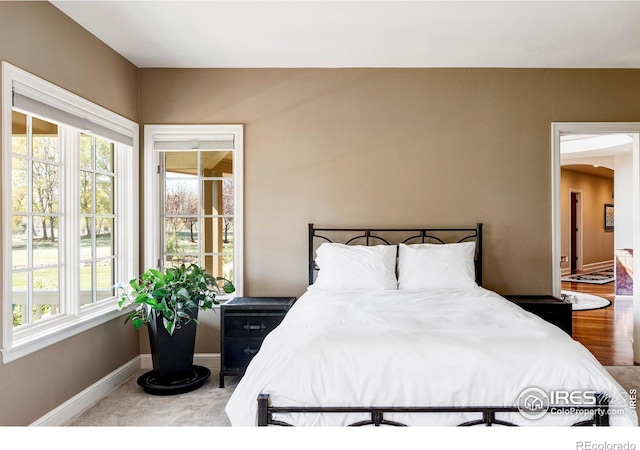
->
[313,243,398,290]
[397,242,477,290]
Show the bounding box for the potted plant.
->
[117,263,234,384]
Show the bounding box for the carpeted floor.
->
[65,367,639,426]
[605,366,640,399]
[67,370,238,426]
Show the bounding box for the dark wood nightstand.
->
[504,295,572,336]
[219,296,296,388]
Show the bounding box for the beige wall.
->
[560,169,615,270]
[139,68,640,304]
[0,2,139,425]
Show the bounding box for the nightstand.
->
[219,296,296,388]
[504,295,572,336]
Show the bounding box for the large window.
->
[2,62,138,363]
[144,125,243,296]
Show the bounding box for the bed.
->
[224,224,637,427]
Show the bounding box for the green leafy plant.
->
[116,263,235,335]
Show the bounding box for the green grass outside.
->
[11,266,113,290]
[166,231,234,265]
[12,234,114,289]
[12,232,233,290]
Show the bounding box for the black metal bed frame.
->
[257,393,611,427]
[308,223,484,286]
[253,223,612,427]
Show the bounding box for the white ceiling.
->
[562,134,634,158]
[560,134,634,173]
[50,1,640,69]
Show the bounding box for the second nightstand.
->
[504,295,572,336]
[219,296,296,388]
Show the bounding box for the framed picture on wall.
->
[604,203,614,231]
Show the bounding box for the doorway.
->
[552,123,640,365]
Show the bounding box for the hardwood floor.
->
[563,279,634,366]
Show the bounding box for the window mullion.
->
[233,130,244,296]
[114,143,130,285]
[197,151,203,266]
[158,152,165,269]
[25,117,33,325]
[63,127,80,316]
[114,144,125,282]
[91,136,97,305]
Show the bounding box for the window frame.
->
[1,62,139,363]
[144,124,244,297]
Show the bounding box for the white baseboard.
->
[582,260,615,273]
[562,260,614,277]
[33,352,221,426]
[31,356,141,426]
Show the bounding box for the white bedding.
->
[225,287,637,426]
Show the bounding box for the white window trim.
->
[1,62,139,363]
[144,124,244,297]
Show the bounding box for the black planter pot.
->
[148,308,198,378]
[137,308,211,395]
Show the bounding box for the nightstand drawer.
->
[223,314,285,339]
[223,339,264,367]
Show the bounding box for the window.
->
[144,125,243,296]
[79,134,116,306]
[11,113,63,327]
[2,62,138,363]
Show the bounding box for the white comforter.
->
[225,287,637,426]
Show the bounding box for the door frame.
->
[551,122,640,362]
[568,189,583,274]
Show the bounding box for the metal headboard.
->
[308,223,483,286]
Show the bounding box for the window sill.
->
[2,301,127,364]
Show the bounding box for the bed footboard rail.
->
[256,393,611,427]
